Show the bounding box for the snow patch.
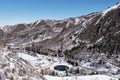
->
[75,18,80,25]
[95,36,104,44]
[102,4,120,16]
[18,52,37,61]
[44,75,118,80]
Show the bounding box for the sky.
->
[0,0,120,27]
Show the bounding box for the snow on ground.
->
[53,28,63,32]
[18,52,37,61]
[18,52,51,68]
[75,18,80,25]
[17,51,120,80]
[17,52,71,71]
[0,45,119,80]
[32,20,42,27]
[95,36,104,44]
[44,75,118,80]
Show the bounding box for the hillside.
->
[0,4,119,53]
[0,3,120,80]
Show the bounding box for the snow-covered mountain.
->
[0,3,120,80]
[0,4,120,52]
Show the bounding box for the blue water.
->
[54,65,69,71]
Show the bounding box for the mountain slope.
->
[0,3,120,80]
[0,4,120,54]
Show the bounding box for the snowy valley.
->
[0,3,120,80]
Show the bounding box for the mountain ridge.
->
[0,4,120,80]
[0,4,120,54]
